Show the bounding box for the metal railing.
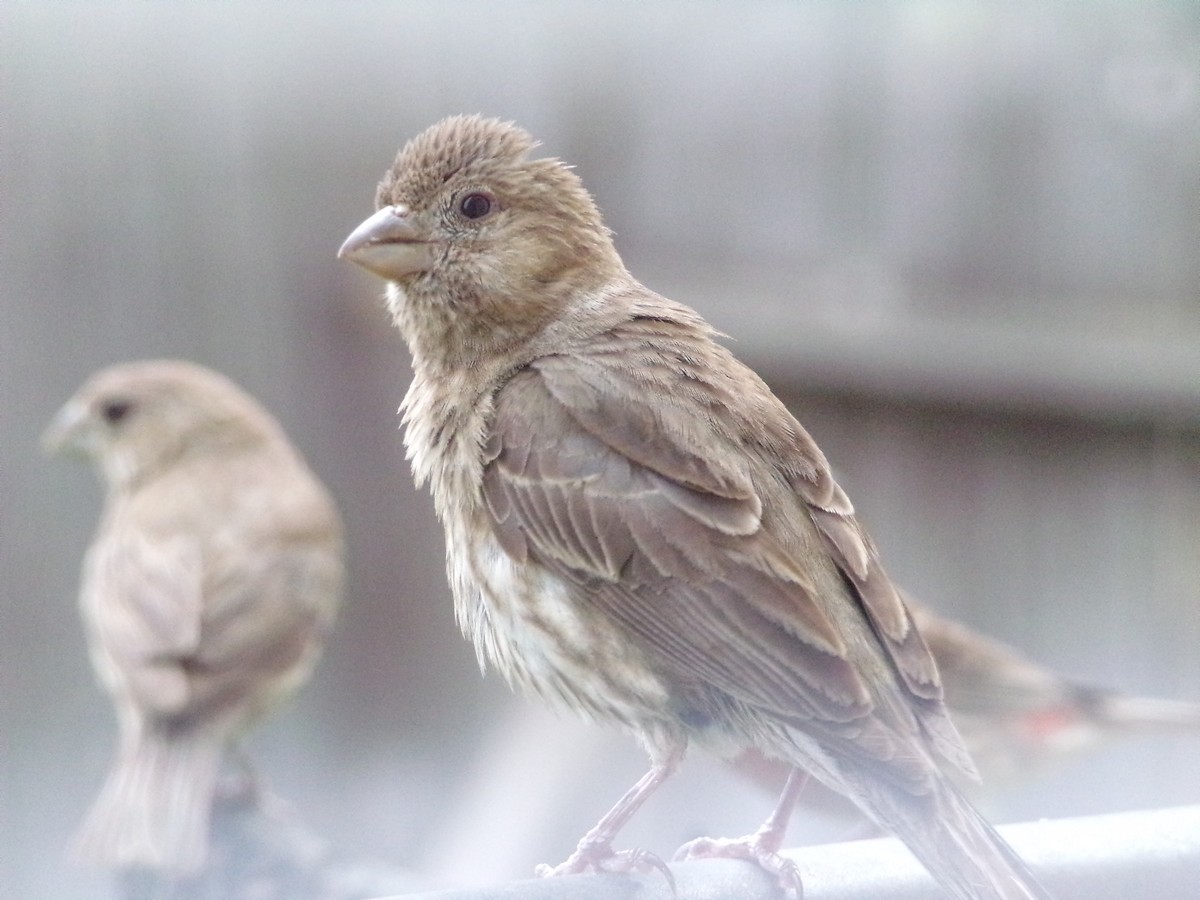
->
[381,804,1200,900]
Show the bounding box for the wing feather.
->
[82,532,204,715]
[479,308,972,778]
[483,365,872,723]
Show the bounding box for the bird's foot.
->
[216,747,265,808]
[674,834,803,897]
[537,839,676,892]
[214,769,260,808]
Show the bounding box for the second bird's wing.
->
[81,528,206,717]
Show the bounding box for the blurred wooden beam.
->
[637,260,1200,426]
[741,314,1200,428]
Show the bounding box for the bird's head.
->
[43,360,280,491]
[339,115,627,363]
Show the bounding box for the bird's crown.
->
[377,115,538,210]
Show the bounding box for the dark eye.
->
[458,192,493,220]
[101,399,133,424]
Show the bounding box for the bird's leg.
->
[674,767,809,896]
[537,744,684,887]
[754,767,809,852]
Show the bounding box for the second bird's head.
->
[42,360,281,491]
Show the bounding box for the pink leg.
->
[537,744,684,886]
[674,768,810,896]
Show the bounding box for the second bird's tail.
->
[72,728,225,874]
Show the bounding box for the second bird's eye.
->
[458,192,493,220]
[101,399,133,424]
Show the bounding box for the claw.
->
[533,748,685,892]
[537,841,677,894]
[674,834,804,897]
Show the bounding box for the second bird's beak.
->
[338,205,436,281]
[42,399,93,457]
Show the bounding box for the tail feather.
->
[71,730,224,874]
[1085,688,1200,732]
[852,771,1052,900]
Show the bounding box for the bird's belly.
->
[449,526,673,727]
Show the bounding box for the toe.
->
[672,834,804,897]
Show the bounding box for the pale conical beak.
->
[338,205,437,281]
[41,399,92,456]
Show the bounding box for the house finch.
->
[339,115,1050,899]
[44,360,344,875]
[906,595,1200,780]
[737,591,1200,811]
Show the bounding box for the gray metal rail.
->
[381,804,1200,900]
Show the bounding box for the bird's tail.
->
[850,769,1052,900]
[71,729,225,874]
[1082,686,1200,732]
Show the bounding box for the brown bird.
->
[339,115,1050,899]
[737,591,1200,814]
[44,360,344,875]
[907,595,1200,781]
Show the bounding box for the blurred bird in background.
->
[907,595,1200,782]
[44,360,344,876]
[339,115,1050,899]
[735,591,1200,820]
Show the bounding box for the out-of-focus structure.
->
[3,4,1198,897]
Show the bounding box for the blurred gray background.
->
[3,2,1199,897]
